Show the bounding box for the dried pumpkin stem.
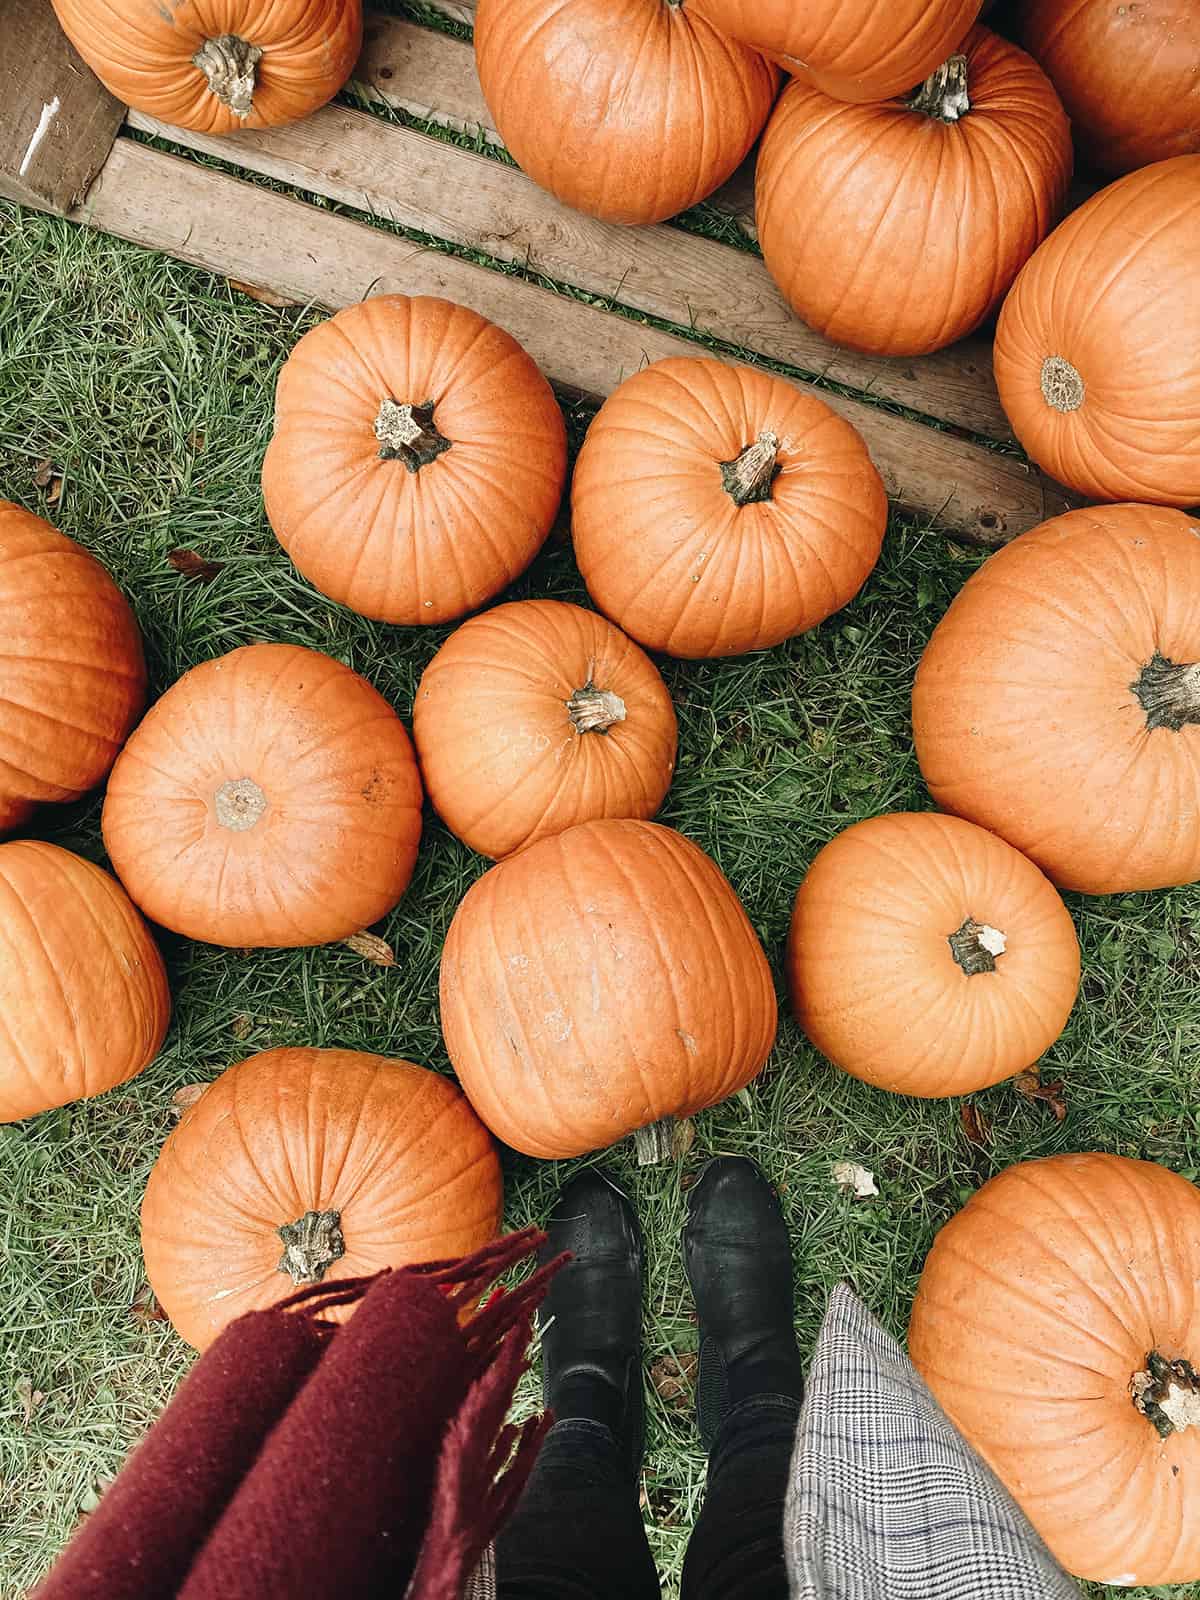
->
[1040,355,1085,413]
[193,35,263,119]
[214,777,267,832]
[1132,651,1200,732]
[633,1116,679,1165]
[277,1208,346,1285]
[906,54,971,122]
[568,681,627,735]
[721,431,780,507]
[374,398,453,472]
[1132,1352,1200,1439]
[948,917,1007,976]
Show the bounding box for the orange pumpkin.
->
[913,504,1200,895]
[440,819,778,1159]
[473,0,779,225]
[571,357,887,659]
[787,813,1079,1098]
[413,600,677,860]
[0,501,144,833]
[0,842,170,1123]
[994,156,1200,506]
[910,1152,1200,1585]
[50,0,362,133]
[1019,0,1200,175]
[102,642,423,948]
[756,28,1071,357]
[262,296,567,625]
[141,1048,502,1350]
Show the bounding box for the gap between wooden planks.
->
[74,138,1071,544]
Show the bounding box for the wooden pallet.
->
[0,1,1077,546]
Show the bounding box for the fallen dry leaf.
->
[32,459,56,488]
[15,1376,45,1427]
[344,931,395,966]
[170,1083,208,1119]
[650,1352,698,1410]
[831,1160,879,1199]
[960,1102,991,1147]
[1014,1070,1067,1123]
[228,279,299,308]
[671,1117,696,1160]
[167,548,223,583]
[231,1014,253,1040]
[129,1284,168,1326]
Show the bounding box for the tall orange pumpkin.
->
[994,156,1200,506]
[787,813,1079,1098]
[440,819,778,1160]
[262,296,567,625]
[571,357,887,659]
[910,1152,1200,1585]
[50,0,362,133]
[141,1048,502,1350]
[756,27,1071,358]
[0,501,145,833]
[413,600,677,860]
[0,842,170,1123]
[473,0,779,225]
[102,643,423,948]
[913,504,1200,895]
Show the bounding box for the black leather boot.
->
[538,1168,645,1478]
[684,1156,805,1450]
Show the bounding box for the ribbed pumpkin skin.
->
[690,0,983,102]
[473,0,778,225]
[788,814,1079,1098]
[910,1153,1200,1585]
[571,358,887,659]
[440,819,778,1158]
[50,0,362,133]
[413,600,677,860]
[141,1048,502,1350]
[994,157,1200,506]
[0,501,145,831]
[0,842,170,1123]
[262,296,567,625]
[757,28,1071,358]
[102,643,423,948]
[1020,0,1200,175]
[913,505,1200,895]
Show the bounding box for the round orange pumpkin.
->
[440,818,778,1159]
[50,0,362,133]
[571,357,887,659]
[910,1152,1200,1585]
[756,27,1071,357]
[102,642,423,948]
[413,600,677,860]
[787,813,1079,1098]
[1019,0,1200,175]
[0,500,145,833]
[994,156,1200,506]
[0,841,170,1123]
[913,504,1200,895]
[141,1047,502,1350]
[473,0,778,226]
[262,296,567,625]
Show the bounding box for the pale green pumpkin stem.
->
[721,431,780,507]
[567,681,627,735]
[948,917,1007,976]
[1132,1352,1200,1439]
[193,35,262,118]
[907,54,970,123]
[277,1209,346,1285]
[1132,652,1200,732]
[374,398,453,472]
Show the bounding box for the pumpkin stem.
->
[374,398,453,472]
[1132,652,1200,732]
[721,431,780,507]
[567,680,627,735]
[1040,355,1085,413]
[214,777,268,832]
[1132,1352,1200,1438]
[277,1208,346,1286]
[906,54,971,122]
[633,1116,679,1165]
[948,917,1007,976]
[193,35,263,119]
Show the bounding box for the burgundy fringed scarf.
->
[37,1228,561,1600]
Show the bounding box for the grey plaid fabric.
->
[785,1282,1080,1600]
[463,1543,497,1600]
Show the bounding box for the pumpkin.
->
[756,28,1071,358]
[0,842,170,1123]
[689,0,983,102]
[141,1047,502,1350]
[910,1152,1200,1585]
[101,642,423,947]
[0,500,145,832]
[440,818,777,1160]
[1019,0,1200,175]
[262,296,567,625]
[413,600,677,860]
[787,813,1079,1098]
[473,0,779,226]
[994,156,1200,506]
[50,0,362,133]
[913,504,1200,895]
[571,357,887,659]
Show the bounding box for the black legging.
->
[496,1394,801,1599]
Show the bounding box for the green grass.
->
[0,203,1198,1600]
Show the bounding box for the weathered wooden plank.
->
[73,138,1072,545]
[0,0,124,213]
